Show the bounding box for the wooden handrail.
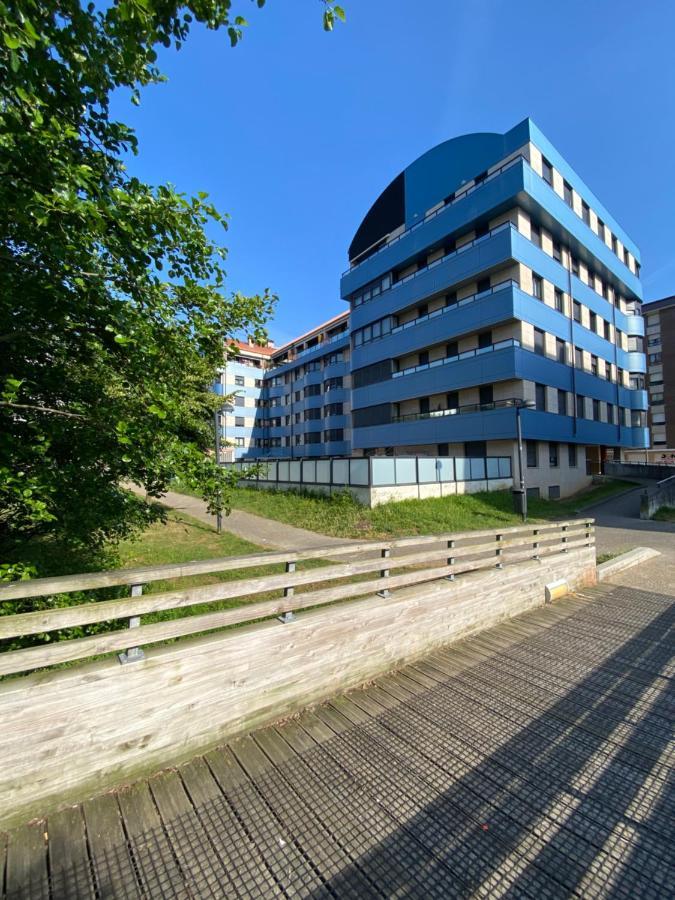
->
[0,520,594,677]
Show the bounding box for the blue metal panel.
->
[341,162,527,297]
[350,226,516,330]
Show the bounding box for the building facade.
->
[643,295,675,449]
[340,117,648,497]
[221,117,648,498]
[214,340,273,461]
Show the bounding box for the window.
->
[556,338,565,363]
[526,441,538,468]
[478,331,492,349]
[324,377,343,392]
[418,350,429,366]
[554,288,564,312]
[445,291,458,307]
[234,395,245,407]
[576,395,585,418]
[531,225,542,248]
[255,379,263,388]
[597,219,605,242]
[446,391,459,410]
[582,200,590,225]
[593,399,600,421]
[549,443,559,467]
[324,429,344,442]
[446,340,459,358]
[591,355,598,376]
[552,241,562,264]
[573,346,583,369]
[417,303,428,318]
[527,487,540,499]
[234,437,245,447]
[571,256,579,276]
[532,274,543,299]
[607,403,614,424]
[568,444,577,467]
[548,485,561,499]
[419,397,430,415]
[465,441,487,457]
[534,328,545,356]
[324,402,343,416]
[235,416,245,427]
[479,385,494,406]
[294,390,301,401]
[604,320,611,340]
[304,383,321,397]
[623,247,629,266]
[476,277,491,294]
[542,156,553,185]
[563,180,573,206]
[605,361,612,380]
[586,268,594,289]
[557,389,567,415]
[304,408,321,421]
[649,352,662,365]
[306,432,321,445]
[590,311,597,332]
[294,412,301,423]
[573,300,581,322]
[234,375,245,386]
[612,234,617,254]
[535,383,546,411]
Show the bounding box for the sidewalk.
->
[129,485,352,551]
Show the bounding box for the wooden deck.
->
[2,581,673,899]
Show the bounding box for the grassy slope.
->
[652,506,675,522]
[226,480,637,540]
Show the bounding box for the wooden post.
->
[532,529,540,560]
[278,561,296,623]
[377,548,391,597]
[585,521,592,547]
[118,584,145,664]
[561,523,568,552]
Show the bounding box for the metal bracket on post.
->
[561,524,569,552]
[278,561,296,623]
[585,521,592,547]
[532,529,540,561]
[118,583,145,665]
[446,539,455,580]
[495,534,504,569]
[377,548,391,598]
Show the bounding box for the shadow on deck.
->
[2,583,673,898]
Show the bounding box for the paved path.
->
[3,576,672,898]
[581,484,675,561]
[130,486,351,551]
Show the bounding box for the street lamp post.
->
[514,399,536,522]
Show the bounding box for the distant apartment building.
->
[217,117,648,497]
[340,117,648,497]
[643,295,675,448]
[214,340,274,461]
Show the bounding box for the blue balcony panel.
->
[341,161,527,297]
[323,361,348,380]
[350,226,516,331]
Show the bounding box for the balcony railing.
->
[392,397,523,424]
[268,330,348,371]
[392,337,520,380]
[344,154,527,275]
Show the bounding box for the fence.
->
[0,520,596,828]
[605,460,675,480]
[640,474,675,520]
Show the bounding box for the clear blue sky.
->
[114,0,675,344]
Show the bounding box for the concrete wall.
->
[605,460,675,480]
[0,546,596,829]
[640,476,675,519]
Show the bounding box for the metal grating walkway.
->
[2,582,673,898]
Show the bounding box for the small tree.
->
[0,0,344,567]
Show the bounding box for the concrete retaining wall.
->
[0,546,596,828]
[640,476,675,519]
[605,461,675,480]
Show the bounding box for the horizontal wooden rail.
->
[0,519,593,602]
[0,520,594,677]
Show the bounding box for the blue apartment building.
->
[221,117,648,497]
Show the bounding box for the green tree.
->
[0,0,344,570]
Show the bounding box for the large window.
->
[325,377,343,392]
[478,330,492,349]
[549,443,559,467]
[576,394,585,418]
[582,200,590,225]
[534,328,545,356]
[542,157,553,186]
[563,180,573,207]
[324,402,343,416]
[556,338,565,363]
[535,383,546,411]
[568,444,577,467]
[557,389,567,415]
[324,429,344,442]
[532,274,543,299]
[573,300,581,322]
[526,441,538,468]
[554,288,564,312]
[304,384,321,397]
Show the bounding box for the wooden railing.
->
[0,520,594,678]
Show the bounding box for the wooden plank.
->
[82,793,141,900]
[148,770,230,896]
[279,716,331,749]
[0,535,594,662]
[0,519,594,601]
[228,735,275,780]
[5,822,48,900]
[47,806,96,900]
[116,781,189,900]
[179,757,283,897]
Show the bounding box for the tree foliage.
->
[0,0,344,569]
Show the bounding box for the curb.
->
[597,547,661,582]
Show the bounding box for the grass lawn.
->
[224,479,637,540]
[652,506,675,522]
